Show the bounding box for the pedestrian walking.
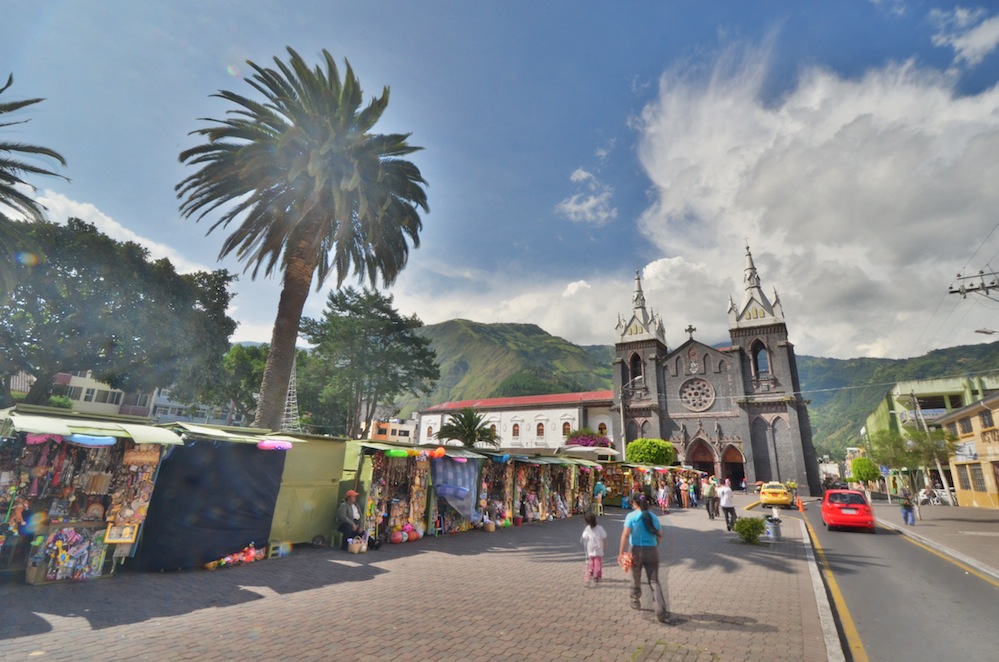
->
[900,490,915,526]
[618,493,669,623]
[718,481,737,531]
[701,477,717,520]
[656,481,669,514]
[689,478,698,508]
[741,477,747,494]
[580,512,607,584]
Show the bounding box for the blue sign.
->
[879,464,890,477]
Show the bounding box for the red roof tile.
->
[421,390,614,412]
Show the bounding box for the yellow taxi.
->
[759,482,793,507]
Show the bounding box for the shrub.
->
[732,517,767,544]
[624,438,676,465]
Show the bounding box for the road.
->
[802,505,999,661]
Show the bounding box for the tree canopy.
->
[299,287,439,438]
[435,407,500,449]
[625,438,675,465]
[176,47,429,430]
[0,218,237,407]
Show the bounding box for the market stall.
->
[545,458,573,520]
[127,423,297,572]
[429,447,485,535]
[567,458,602,514]
[0,405,181,584]
[600,462,628,507]
[479,452,514,526]
[358,443,432,545]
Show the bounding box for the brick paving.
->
[0,494,833,661]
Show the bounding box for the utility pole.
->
[949,270,999,299]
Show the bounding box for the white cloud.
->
[931,7,999,67]
[555,168,618,226]
[631,39,999,358]
[35,191,211,274]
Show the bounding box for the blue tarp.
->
[430,455,482,520]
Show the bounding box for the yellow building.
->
[934,395,999,509]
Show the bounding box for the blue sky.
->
[5,1,999,360]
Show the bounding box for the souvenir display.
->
[363,449,430,544]
[0,431,164,584]
[480,455,513,525]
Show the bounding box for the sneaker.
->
[631,599,641,610]
[657,611,671,624]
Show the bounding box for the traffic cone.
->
[797,497,804,512]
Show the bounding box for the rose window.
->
[679,378,715,412]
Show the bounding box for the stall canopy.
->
[161,421,302,445]
[0,406,183,445]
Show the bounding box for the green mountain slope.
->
[397,320,999,460]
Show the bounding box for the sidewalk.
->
[0,493,836,661]
[871,500,999,582]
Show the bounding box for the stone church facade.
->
[611,246,821,496]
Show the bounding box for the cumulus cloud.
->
[632,38,999,358]
[555,168,618,226]
[931,7,999,66]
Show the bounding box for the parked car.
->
[759,482,793,507]
[821,489,875,533]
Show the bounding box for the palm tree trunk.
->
[253,241,316,431]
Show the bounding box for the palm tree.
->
[0,74,67,295]
[435,407,501,449]
[176,48,428,430]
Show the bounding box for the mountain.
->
[397,319,999,460]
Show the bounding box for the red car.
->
[821,489,876,533]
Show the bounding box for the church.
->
[612,246,821,496]
[416,246,821,497]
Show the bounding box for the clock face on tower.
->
[679,377,715,412]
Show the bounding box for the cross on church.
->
[685,324,696,339]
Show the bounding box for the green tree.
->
[177,48,429,431]
[435,407,500,449]
[0,74,67,296]
[216,343,270,425]
[851,456,881,500]
[300,287,439,438]
[0,219,237,407]
[625,438,675,465]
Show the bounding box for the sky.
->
[5,1,999,360]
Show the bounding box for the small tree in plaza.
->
[435,407,500,449]
[850,456,881,502]
[625,438,675,466]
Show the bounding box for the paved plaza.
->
[0,494,834,661]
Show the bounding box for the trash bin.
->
[764,515,781,541]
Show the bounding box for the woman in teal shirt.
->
[618,493,669,623]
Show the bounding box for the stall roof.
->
[567,457,604,468]
[360,441,486,459]
[1,409,183,445]
[161,422,304,445]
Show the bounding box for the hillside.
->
[397,320,999,460]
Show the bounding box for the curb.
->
[876,517,999,584]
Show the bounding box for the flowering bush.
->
[569,434,612,448]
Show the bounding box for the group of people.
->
[646,474,738,532]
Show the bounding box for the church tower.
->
[728,245,821,495]
[611,271,668,449]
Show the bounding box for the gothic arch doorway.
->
[685,439,715,475]
[721,444,745,486]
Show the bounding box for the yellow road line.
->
[803,518,870,662]
[898,534,999,589]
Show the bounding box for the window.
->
[536,423,545,438]
[959,417,973,434]
[95,390,110,404]
[398,430,410,438]
[970,465,987,492]
[957,465,972,490]
[377,426,388,435]
[67,386,82,400]
[512,424,520,438]
[83,388,95,402]
[490,424,497,436]
[946,422,958,438]
[597,423,607,436]
[426,427,433,438]
[109,391,122,405]
[751,340,770,377]
[562,422,571,436]
[981,409,995,430]
[122,392,149,407]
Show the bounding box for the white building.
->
[416,391,615,450]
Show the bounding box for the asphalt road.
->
[803,507,999,661]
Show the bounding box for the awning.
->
[568,458,604,468]
[162,422,304,445]
[3,411,183,445]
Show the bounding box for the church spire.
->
[616,269,666,345]
[729,244,785,329]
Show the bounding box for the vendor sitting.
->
[336,489,363,550]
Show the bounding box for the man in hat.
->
[336,489,364,550]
